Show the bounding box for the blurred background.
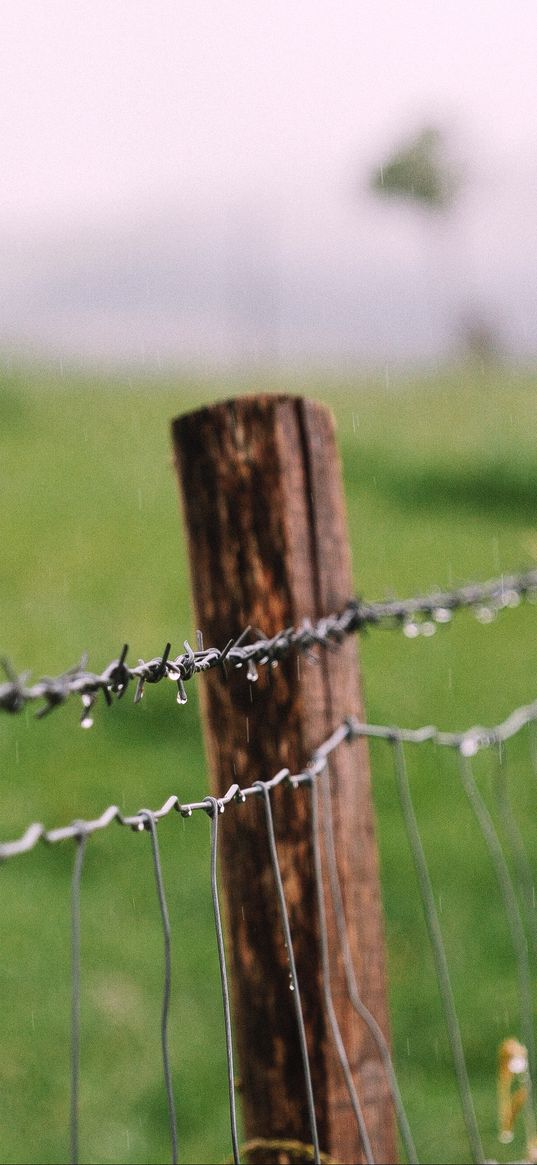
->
[1,0,537,374]
[2,4,537,1164]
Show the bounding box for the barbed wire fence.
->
[3,390,537,1165]
[2,569,537,1164]
[1,567,536,725]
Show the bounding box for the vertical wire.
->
[492,743,537,965]
[529,722,537,789]
[143,812,178,1165]
[203,797,240,1165]
[319,763,419,1164]
[309,777,375,1164]
[70,832,87,1165]
[458,752,536,1100]
[254,781,321,1165]
[391,738,484,1164]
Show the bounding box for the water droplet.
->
[247,661,258,683]
[80,694,94,728]
[176,682,188,705]
[421,621,436,637]
[181,807,193,818]
[460,737,479,757]
[434,607,452,624]
[475,605,495,623]
[403,621,419,638]
[289,982,295,992]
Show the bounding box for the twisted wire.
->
[1,566,536,721]
[3,699,537,1162]
[309,777,375,1164]
[391,738,485,1164]
[457,754,537,1098]
[204,797,240,1165]
[5,695,537,861]
[492,744,537,965]
[254,780,321,1165]
[142,811,178,1165]
[318,760,418,1163]
[70,832,87,1165]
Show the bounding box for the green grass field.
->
[1,364,537,1164]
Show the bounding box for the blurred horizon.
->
[2,1,537,372]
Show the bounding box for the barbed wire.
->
[1,567,537,724]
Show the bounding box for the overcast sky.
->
[1,1,536,366]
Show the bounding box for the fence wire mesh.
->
[3,569,537,1163]
[3,692,537,1162]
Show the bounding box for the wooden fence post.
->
[171,395,396,1164]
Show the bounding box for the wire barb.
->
[2,566,537,722]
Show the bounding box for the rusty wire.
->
[1,567,537,723]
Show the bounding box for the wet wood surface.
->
[172,395,396,1164]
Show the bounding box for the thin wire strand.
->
[70,831,87,1165]
[2,567,537,719]
[6,696,537,862]
[254,780,321,1165]
[2,708,535,1163]
[318,762,419,1164]
[309,777,375,1164]
[529,723,537,790]
[204,797,240,1165]
[142,811,178,1165]
[492,743,537,966]
[457,753,537,1097]
[391,738,485,1164]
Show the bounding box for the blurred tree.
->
[369,125,458,212]
[367,123,505,365]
